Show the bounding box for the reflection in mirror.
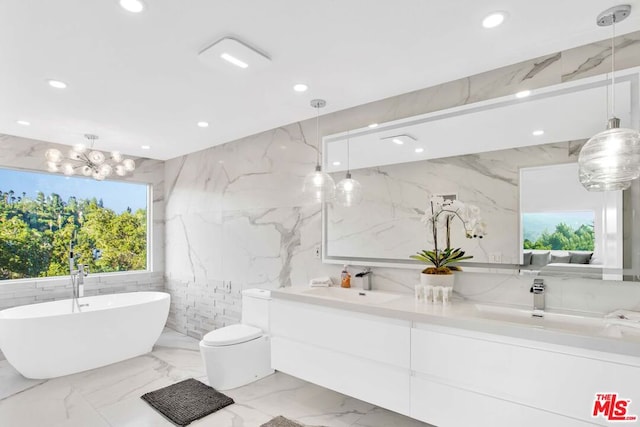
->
[519,163,623,280]
[325,140,583,266]
[322,68,639,280]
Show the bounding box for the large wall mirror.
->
[322,67,640,281]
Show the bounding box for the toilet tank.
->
[241,289,271,331]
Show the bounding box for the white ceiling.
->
[1,0,640,161]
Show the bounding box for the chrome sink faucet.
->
[529,278,545,316]
[355,268,372,290]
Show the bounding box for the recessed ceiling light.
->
[197,121,209,128]
[16,120,30,126]
[220,52,249,69]
[293,84,308,92]
[532,130,545,136]
[482,12,506,29]
[47,79,67,89]
[515,90,531,99]
[368,123,379,128]
[332,161,341,166]
[415,148,425,153]
[141,145,151,150]
[119,0,145,13]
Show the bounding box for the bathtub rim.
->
[0,291,170,320]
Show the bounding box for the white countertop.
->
[271,286,640,361]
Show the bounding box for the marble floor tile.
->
[353,407,431,427]
[0,328,433,427]
[150,346,206,378]
[225,373,373,427]
[190,402,274,426]
[154,327,201,351]
[97,396,176,427]
[0,360,46,400]
[0,379,108,427]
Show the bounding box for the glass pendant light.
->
[578,5,640,191]
[303,99,335,202]
[335,131,363,207]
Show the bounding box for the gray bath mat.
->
[261,416,305,427]
[261,416,326,427]
[141,378,234,426]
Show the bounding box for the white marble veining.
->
[326,141,579,264]
[0,329,432,427]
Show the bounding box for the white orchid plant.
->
[410,196,486,275]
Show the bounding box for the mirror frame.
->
[321,67,640,276]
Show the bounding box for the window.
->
[0,167,149,280]
[519,163,624,268]
[522,211,595,250]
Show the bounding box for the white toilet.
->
[199,288,274,390]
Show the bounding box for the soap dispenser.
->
[340,265,351,288]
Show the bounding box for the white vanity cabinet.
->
[410,323,640,427]
[270,293,640,427]
[269,298,412,415]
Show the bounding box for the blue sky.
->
[0,168,147,213]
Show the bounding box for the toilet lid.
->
[202,324,263,346]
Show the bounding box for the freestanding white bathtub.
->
[0,291,170,379]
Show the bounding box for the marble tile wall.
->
[0,272,164,311]
[0,134,165,309]
[454,269,640,315]
[165,31,640,337]
[164,131,324,336]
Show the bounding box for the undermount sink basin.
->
[473,303,605,331]
[301,287,403,305]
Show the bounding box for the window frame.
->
[0,166,153,283]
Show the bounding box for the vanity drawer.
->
[411,376,597,427]
[272,336,411,416]
[270,298,410,368]
[411,326,640,423]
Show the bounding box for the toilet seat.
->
[201,324,262,346]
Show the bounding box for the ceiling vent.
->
[198,37,271,71]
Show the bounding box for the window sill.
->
[0,270,159,287]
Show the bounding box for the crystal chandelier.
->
[45,134,136,181]
[335,131,363,207]
[302,99,335,202]
[578,5,640,191]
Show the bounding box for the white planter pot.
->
[420,272,455,288]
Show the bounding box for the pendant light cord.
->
[611,14,616,119]
[315,105,320,167]
[346,131,351,175]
